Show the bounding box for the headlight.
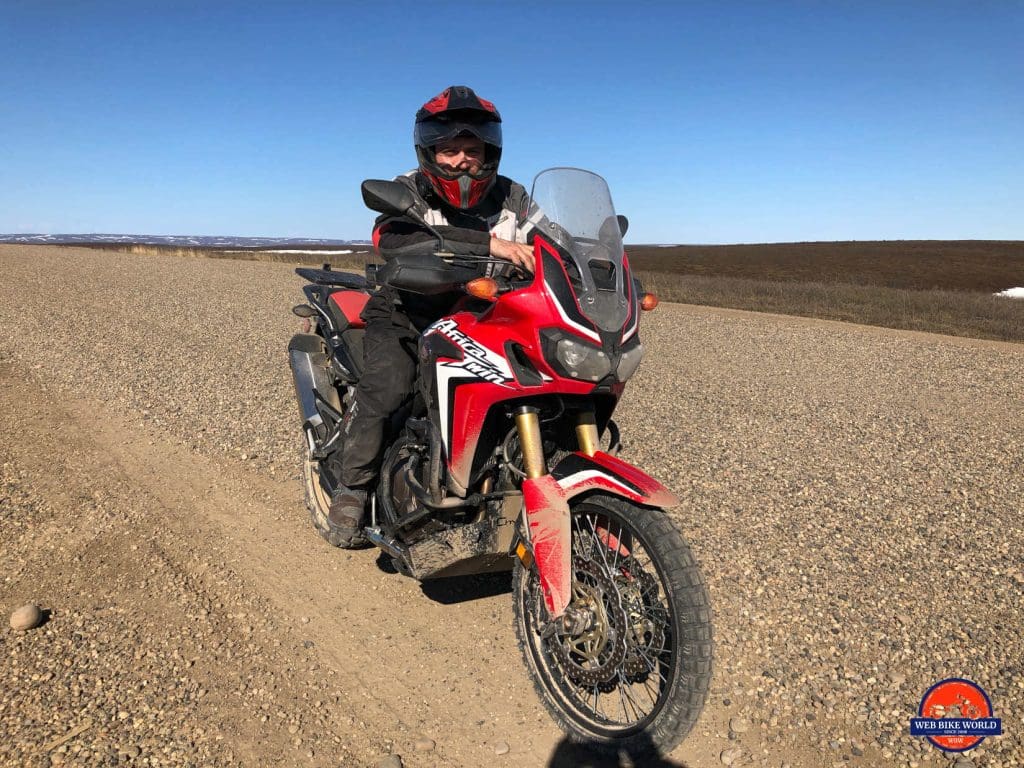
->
[555,338,613,382]
[616,343,644,381]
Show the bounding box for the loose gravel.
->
[2,244,1022,767]
[0,381,379,767]
[624,308,1023,767]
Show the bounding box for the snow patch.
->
[994,287,1024,299]
[265,249,356,255]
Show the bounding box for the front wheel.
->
[512,494,713,756]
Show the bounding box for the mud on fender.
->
[521,452,677,618]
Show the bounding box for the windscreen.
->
[527,168,628,333]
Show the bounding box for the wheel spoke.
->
[585,514,613,574]
[618,672,647,721]
[611,521,622,571]
[617,680,630,722]
[641,676,659,707]
[516,498,709,741]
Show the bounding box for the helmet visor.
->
[415,118,502,149]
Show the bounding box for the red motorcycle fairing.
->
[416,235,658,617]
[524,450,679,618]
[421,237,627,493]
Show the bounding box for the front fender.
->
[550,451,679,509]
[522,451,678,618]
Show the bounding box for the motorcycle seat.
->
[327,290,369,332]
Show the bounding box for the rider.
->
[321,85,539,547]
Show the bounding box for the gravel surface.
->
[2,244,1022,767]
[627,308,1023,766]
[0,371,382,767]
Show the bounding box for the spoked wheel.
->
[303,455,332,522]
[513,494,712,756]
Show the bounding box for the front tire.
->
[512,494,712,756]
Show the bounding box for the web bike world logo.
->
[909,678,1002,753]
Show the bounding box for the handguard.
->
[522,451,678,618]
[376,253,477,295]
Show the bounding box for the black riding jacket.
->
[371,171,538,327]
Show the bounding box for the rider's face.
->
[434,137,485,175]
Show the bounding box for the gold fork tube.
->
[515,407,547,479]
[575,410,599,457]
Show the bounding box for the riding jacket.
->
[370,170,541,326]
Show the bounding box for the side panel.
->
[327,290,369,329]
[422,311,595,492]
[421,317,517,493]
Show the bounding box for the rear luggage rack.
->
[295,266,369,290]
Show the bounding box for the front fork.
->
[513,406,599,615]
[514,404,599,476]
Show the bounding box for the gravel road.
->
[1,244,1022,768]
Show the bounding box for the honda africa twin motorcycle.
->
[288,168,712,755]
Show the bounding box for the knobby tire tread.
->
[512,495,713,757]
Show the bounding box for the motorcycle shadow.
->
[547,736,687,768]
[419,571,512,604]
[374,553,513,604]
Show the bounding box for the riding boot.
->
[324,485,368,548]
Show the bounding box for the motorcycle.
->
[288,167,712,755]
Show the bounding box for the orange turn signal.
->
[640,292,659,311]
[466,277,499,301]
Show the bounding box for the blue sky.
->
[1,1,1021,244]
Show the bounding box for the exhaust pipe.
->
[288,333,342,449]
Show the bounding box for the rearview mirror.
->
[361,179,418,218]
[617,215,629,237]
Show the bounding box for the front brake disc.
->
[547,558,629,687]
[619,565,668,681]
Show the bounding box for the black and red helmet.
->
[414,85,502,210]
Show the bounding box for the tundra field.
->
[1,243,1022,768]
[83,239,1024,343]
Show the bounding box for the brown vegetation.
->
[65,240,1024,342]
[626,240,1024,293]
[625,240,1024,343]
[636,272,1024,343]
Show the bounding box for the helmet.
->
[414,85,502,210]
